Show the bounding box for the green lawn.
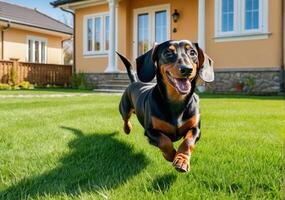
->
[0,92,284,200]
[0,88,93,95]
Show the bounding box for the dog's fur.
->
[117,40,214,172]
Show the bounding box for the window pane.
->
[221,0,234,32]
[28,40,33,62]
[35,41,39,63]
[87,18,93,51]
[245,0,259,30]
[138,13,149,56]
[105,16,109,50]
[155,11,167,43]
[41,42,46,63]
[94,17,101,51]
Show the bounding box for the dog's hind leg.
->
[119,92,134,134]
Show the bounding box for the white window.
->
[134,4,170,58]
[84,13,109,56]
[215,0,268,40]
[27,36,47,63]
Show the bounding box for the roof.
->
[51,0,84,7]
[0,1,73,35]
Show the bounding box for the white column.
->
[105,0,118,72]
[198,0,206,50]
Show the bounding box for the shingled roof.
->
[0,1,73,35]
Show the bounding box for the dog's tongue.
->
[175,78,191,94]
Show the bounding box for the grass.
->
[0,91,284,199]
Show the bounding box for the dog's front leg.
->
[173,127,200,172]
[158,133,177,162]
[146,130,176,162]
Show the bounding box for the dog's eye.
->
[189,49,197,57]
[164,50,175,57]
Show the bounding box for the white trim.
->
[83,12,109,56]
[214,0,268,41]
[26,35,48,63]
[214,32,270,42]
[83,54,108,58]
[133,4,170,60]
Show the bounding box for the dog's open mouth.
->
[166,71,191,94]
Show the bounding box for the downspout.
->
[1,21,11,60]
[60,7,76,73]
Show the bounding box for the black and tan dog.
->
[117,40,214,172]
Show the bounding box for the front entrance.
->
[133,4,170,58]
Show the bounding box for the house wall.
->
[75,4,109,73]
[206,0,282,69]
[3,28,64,64]
[75,0,198,72]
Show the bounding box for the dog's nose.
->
[179,65,193,76]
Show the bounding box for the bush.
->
[71,72,87,89]
[0,83,12,90]
[9,67,18,86]
[17,81,34,90]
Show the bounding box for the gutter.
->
[60,7,76,74]
[1,21,11,60]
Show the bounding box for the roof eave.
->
[0,19,73,37]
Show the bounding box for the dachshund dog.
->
[117,40,214,172]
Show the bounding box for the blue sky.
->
[2,0,73,26]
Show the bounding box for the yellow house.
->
[0,1,73,65]
[52,0,284,93]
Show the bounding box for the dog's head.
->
[136,40,214,98]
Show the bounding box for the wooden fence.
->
[0,60,72,86]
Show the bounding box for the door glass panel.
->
[137,13,149,56]
[155,11,167,43]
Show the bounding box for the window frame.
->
[26,36,47,64]
[83,12,110,56]
[215,0,268,40]
[133,4,170,59]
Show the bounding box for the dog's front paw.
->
[173,153,190,173]
[123,121,132,134]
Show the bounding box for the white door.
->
[134,5,170,58]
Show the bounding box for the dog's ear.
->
[194,43,214,82]
[136,44,158,82]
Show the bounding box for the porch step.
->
[107,80,131,85]
[97,84,128,90]
[93,89,124,93]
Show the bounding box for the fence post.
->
[9,58,19,85]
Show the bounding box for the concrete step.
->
[97,84,128,90]
[106,80,131,85]
[93,89,124,93]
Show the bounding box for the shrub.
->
[17,81,34,90]
[71,72,87,89]
[0,83,12,90]
[9,67,18,86]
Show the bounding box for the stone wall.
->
[205,67,284,94]
[85,67,285,94]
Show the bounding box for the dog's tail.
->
[116,51,137,83]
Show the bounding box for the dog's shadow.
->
[0,127,149,199]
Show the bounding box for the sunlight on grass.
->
[0,93,284,199]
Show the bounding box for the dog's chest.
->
[151,115,198,136]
